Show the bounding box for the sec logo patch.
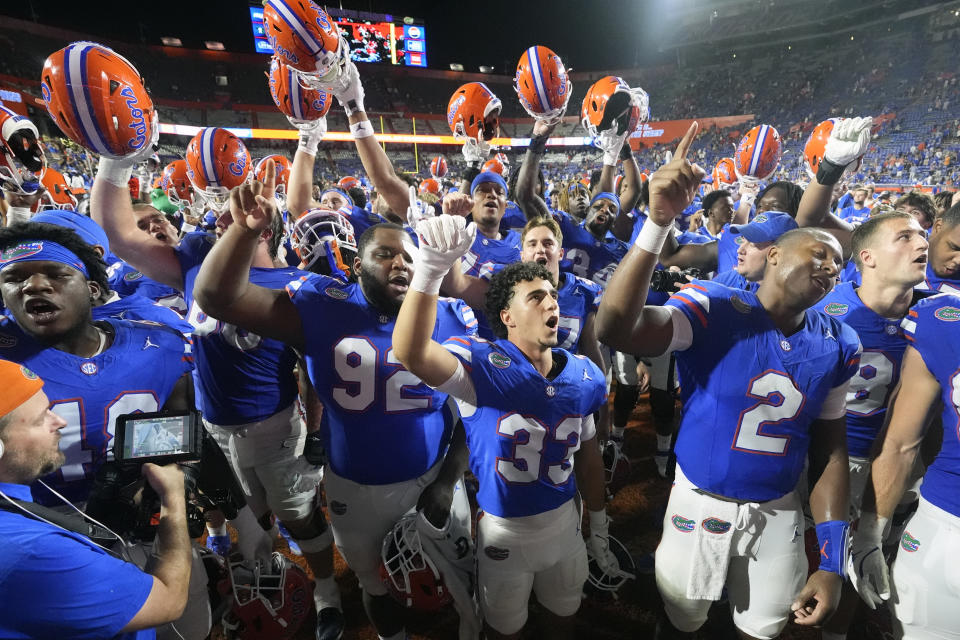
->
[80,361,98,375]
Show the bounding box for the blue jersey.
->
[840,261,862,286]
[499,200,527,233]
[107,261,186,317]
[553,210,628,288]
[924,263,960,295]
[711,269,759,293]
[460,230,521,279]
[0,317,193,504]
[716,228,741,274]
[819,282,928,457]
[286,275,477,484]
[901,294,960,517]
[93,295,194,336]
[442,336,606,518]
[666,281,861,501]
[676,230,715,246]
[175,232,307,426]
[344,205,388,237]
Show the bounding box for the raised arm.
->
[92,156,184,290]
[613,145,643,242]
[597,123,705,356]
[515,120,555,221]
[286,118,326,218]
[193,161,305,351]
[796,180,854,258]
[393,215,477,387]
[657,232,718,271]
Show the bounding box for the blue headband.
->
[32,210,110,253]
[321,188,352,206]
[0,240,89,277]
[590,191,621,212]
[470,171,508,196]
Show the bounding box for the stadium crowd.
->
[1,2,960,640]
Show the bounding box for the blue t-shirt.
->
[175,232,307,425]
[553,210,628,288]
[442,337,606,518]
[286,274,476,484]
[924,262,960,296]
[839,204,870,220]
[0,483,154,640]
[0,317,193,505]
[107,261,186,317]
[667,281,861,501]
[460,229,521,280]
[818,282,927,457]
[902,294,960,517]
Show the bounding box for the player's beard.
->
[359,274,402,316]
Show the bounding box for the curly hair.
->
[484,261,556,339]
[0,222,109,292]
[759,180,804,216]
[895,192,937,227]
[701,189,732,219]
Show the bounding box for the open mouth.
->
[545,316,558,330]
[913,254,928,264]
[24,298,60,323]
[536,257,548,266]
[155,232,168,242]
[388,274,409,291]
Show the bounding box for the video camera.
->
[650,268,702,293]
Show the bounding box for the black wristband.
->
[816,158,847,186]
[528,132,550,155]
[619,142,634,161]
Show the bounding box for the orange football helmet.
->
[41,41,157,159]
[804,119,841,179]
[447,83,502,142]
[419,178,441,196]
[429,156,448,178]
[513,45,572,124]
[337,176,360,191]
[580,76,649,139]
[482,157,506,177]
[261,0,345,86]
[184,127,251,212]
[733,124,782,181]
[712,157,737,189]
[254,155,292,195]
[39,167,76,209]
[160,159,192,205]
[267,56,332,123]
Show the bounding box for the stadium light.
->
[449,63,464,71]
[479,65,494,73]
[161,37,183,47]
[205,41,226,51]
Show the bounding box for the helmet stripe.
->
[748,125,769,176]
[288,67,304,120]
[201,128,220,187]
[268,0,324,57]
[65,43,111,156]
[527,47,550,113]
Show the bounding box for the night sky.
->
[6,0,666,72]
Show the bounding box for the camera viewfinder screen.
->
[122,415,192,459]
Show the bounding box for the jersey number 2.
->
[732,370,804,456]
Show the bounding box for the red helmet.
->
[804,118,841,179]
[447,82,502,142]
[580,76,649,139]
[291,207,357,275]
[41,41,156,160]
[429,156,448,178]
[255,155,292,195]
[0,105,45,196]
[419,177,441,196]
[513,45,572,123]
[337,176,360,191]
[712,157,737,189]
[267,56,332,123]
[482,157,506,177]
[733,124,782,181]
[261,0,345,82]
[221,553,313,640]
[184,127,251,212]
[380,514,452,611]
[160,159,192,205]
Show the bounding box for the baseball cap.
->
[470,171,508,196]
[729,212,798,244]
[0,360,44,419]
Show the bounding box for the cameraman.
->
[0,360,191,639]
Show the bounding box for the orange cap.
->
[0,359,44,418]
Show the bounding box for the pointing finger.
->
[675,121,699,160]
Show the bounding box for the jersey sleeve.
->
[664,280,718,350]
[577,278,603,315]
[903,294,960,366]
[437,298,479,338]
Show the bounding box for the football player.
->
[92,153,345,636]
[852,293,960,639]
[191,173,476,640]
[596,123,861,639]
[392,214,620,640]
[923,203,960,294]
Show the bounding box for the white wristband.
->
[633,220,672,254]
[96,156,135,190]
[588,509,609,534]
[298,130,321,156]
[350,119,375,139]
[409,265,446,296]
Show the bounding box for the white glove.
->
[289,116,327,156]
[96,111,159,187]
[406,185,435,229]
[849,512,891,609]
[462,137,492,165]
[597,125,629,167]
[824,116,873,168]
[330,59,365,116]
[588,510,632,580]
[410,214,476,295]
[737,175,760,207]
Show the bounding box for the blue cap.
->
[729,211,797,243]
[32,209,110,252]
[470,171,508,196]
